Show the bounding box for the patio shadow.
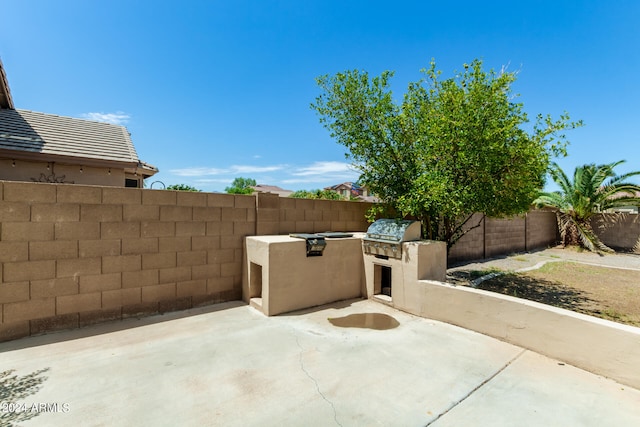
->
[475,274,599,315]
[1,301,246,353]
[0,368,50,426]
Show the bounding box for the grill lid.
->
[365,219,421,242]
[317,232,353,238]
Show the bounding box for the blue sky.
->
[1,1,639,192]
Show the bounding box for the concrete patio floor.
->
[2,299,640,427]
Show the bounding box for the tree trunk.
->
[563,222,580,247]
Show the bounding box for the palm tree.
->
[534,161,640,252]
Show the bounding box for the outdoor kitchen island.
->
[243,223,447,317]
[243,233,366,316]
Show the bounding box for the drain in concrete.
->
[328,313,399,330]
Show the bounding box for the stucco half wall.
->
[392,279,640,390]
[243,234,366,316]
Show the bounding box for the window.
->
[125,178,139,188]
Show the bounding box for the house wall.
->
[0,158,124,187]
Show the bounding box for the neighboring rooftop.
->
[325,181,379,202]
[251,184,293,197]
[0,109,151,170]
[0,58,157,183]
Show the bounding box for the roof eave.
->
[0,147,139,169]
[126,161,158,178]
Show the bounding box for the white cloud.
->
[231,165,285,174]
[169,164,285,177]
[293,161,356,177]
[80,111,130,125]
[281,178,326,184]
[166,160,359,191]
[169,167,228,176]
[193,178,235,184]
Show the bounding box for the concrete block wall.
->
[484,216,527,258]
[526,210,559,249]
[448,210,558,264]
[257,192,371,235]
[0,182,374,341]
[0,182,255,341]
[447,213,485,262]
[0,180,564,341]
[592,213,640,252]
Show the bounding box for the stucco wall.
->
[363,240,447,311]
[396,280,640,390]
[244,235,365,316]
[0,158,126,187]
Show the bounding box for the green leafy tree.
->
[311,58,582,251]
[225,177,256,195]
[166,184,201,192]
[534,161,640,252]
[290,189,343,200]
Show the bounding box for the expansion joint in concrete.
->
[425,349,527,426]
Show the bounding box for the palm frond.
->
[574,219,614,253]
[606,170,640,187]
[547,159,640,252]
[533,191,566,210]
[548,162,573,195]
[604,197,640,209]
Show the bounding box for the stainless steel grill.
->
[362,219,421,259]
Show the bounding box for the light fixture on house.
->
[47,162,50,170]
[12,159,15,167]
[108,168,111,175]
[80,166,83,173]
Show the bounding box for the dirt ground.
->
[448,250,640,327]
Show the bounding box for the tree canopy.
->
[534,161,640,252]
[166,184,201,192]
[290,189,343,200]
[225,177,256,195]
[311,58,582,250]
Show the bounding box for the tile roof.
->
[251,184,293,197]
[0,109,147,167]
[0,59,14,109]
[325,181,354,191]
